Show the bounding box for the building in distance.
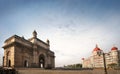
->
[82,45,120,68]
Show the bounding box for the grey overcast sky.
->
[0,0,120,67]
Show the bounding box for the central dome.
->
[93,44,101,51]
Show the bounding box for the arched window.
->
[6,51,11,67]
[8,60,11,67]
[7,51,11,56]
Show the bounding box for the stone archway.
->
[39,54,45,68]
[24,60,28,67]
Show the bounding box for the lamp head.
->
[97,50,102,56]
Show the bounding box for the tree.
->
[107,63,117,69]
[76,64,82,68]
[64,63,82,69]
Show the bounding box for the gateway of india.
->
[2,31,55,68]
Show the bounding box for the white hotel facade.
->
[82,45,120,68]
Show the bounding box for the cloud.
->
[0,0,120,67]
[47,22,120,66]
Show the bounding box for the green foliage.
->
[107,63,117,69]
[64,63,82,69]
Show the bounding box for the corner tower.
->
[111,46,119,65]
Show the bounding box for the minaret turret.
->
[33,30,37,38]
[46,39,50,45]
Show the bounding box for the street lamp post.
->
[97,51,107,74]
[103,53,107,74]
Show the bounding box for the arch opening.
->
[24,60,28,67]
[8,60,11,67]
[39,54,45,68]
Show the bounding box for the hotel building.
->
[82,45,120,68]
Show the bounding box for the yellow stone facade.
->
[2,31,55,68]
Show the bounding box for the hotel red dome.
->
[111,46,118,51]
[93,45,101,51]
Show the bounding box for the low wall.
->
[16,68,120,74]
[0,68,16,74]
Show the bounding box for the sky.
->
[0,0,120,67]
